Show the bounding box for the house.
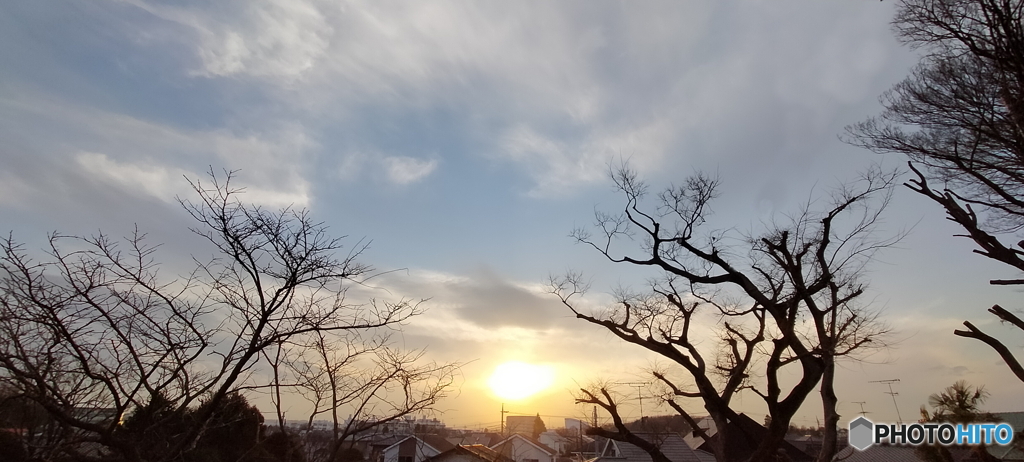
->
[449,433,504,448]
[988,411,1024,461]
[588,432,711,462]
[833,444,981,462]
[682,417,715,450]
[538,431,571,455]
[383,435,456,462]
[426,444,516,462]
[691,414,812,462]
[784,434,822,459]
[491,433,557,462]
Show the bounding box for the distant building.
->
[564,419,590,433]
[505,416,544,437]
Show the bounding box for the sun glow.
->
[488,361,555,401]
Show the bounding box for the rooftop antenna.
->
[870,379,903,424]
[619,382,650,418]
[852,401,870,416]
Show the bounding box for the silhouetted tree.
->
[848,0,1024,384]
[916,381,999,462]
[269,329,457,462]
[532,414,547,439]
[553,165,897,462]
[0,170,449,462]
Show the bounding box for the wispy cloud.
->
[0,94,313,208]
[499,120,673,198]
[76,152,193,203]
[120,0,333,79]
[383,156,438,185]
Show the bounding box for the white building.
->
[383,435,455,462]
[490,434,556,462]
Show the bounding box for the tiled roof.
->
[492,434,557,455]
[833,444,980,462]
[988,412,1024,461]
[462,444,517,462]
[421,434,457,452]
[451,433,504,447]
[426,444,516,462]
[695,413,812,462]
[385,434,456,453]
[593,433,705,462]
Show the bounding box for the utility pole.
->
[870,379,903,424]
[501,403,509,435]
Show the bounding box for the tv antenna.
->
[870,379,903,424]
[619,382,650,418]
[852,401,869,416]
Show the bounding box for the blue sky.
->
[3,0,1023,430]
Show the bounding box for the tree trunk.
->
[817,358,840,462]
[745,418,789,462]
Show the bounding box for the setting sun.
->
[487,361,555,401]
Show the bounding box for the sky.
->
[2,0,1024,432]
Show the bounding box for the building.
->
[537,431,570,455]
[690,414,812,462]
[833,444,980,462]
[383,434,456,462]
[426,445,516,462]
[491,433,557,462]
[590,432,712,462]
[989,411,1024,461]
[564,419,591,433]
[505,415,545,437]
[448,433,505,448]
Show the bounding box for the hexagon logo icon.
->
[849,416,874,451]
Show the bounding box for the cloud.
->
[122,0,333,79]
[0,95,313,209]
[498,119,673,198]
[105,1,904,200]
[76,152,193,203]
[365,267,564,330]
[0,172,35,208]
[383,156,438,185]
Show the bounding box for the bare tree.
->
[551,165,896,462]
[572,385,678,462]
[0,170,450,462]
[266,330,458,462]
[848,0,1024,384]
